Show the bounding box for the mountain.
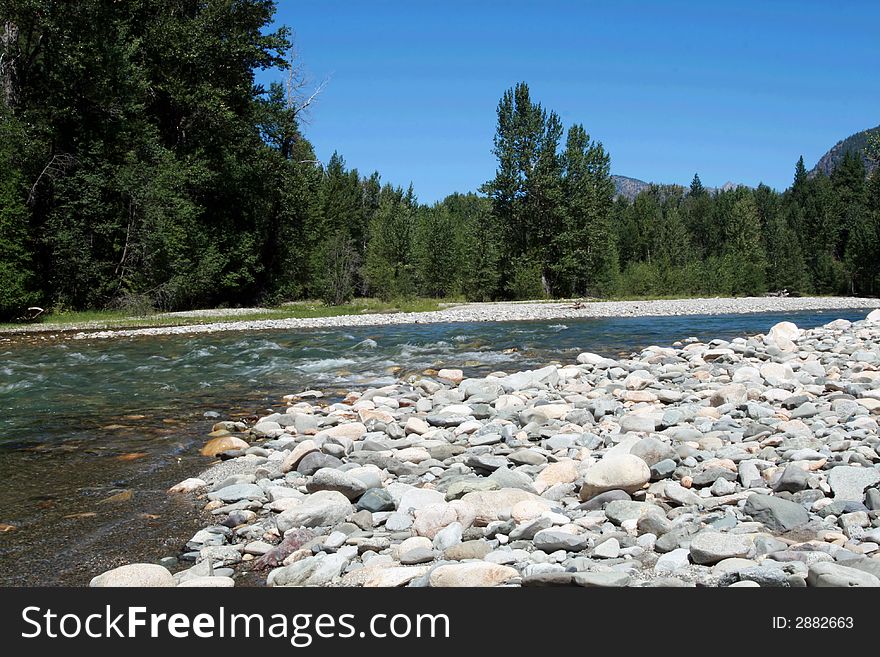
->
[810,125,879,178]
[612,175,652,200]
[612,175,747,201]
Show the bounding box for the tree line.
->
[1,2,878,320]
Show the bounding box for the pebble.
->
[91,309,880,588]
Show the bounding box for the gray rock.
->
[297,452,344,475]
[398,536,435,564]
[577,490,632,510]
[806,562,880,587]
[743,494,809,532]
[573,571,631,587]
[654,548,691,574]
[268,553,349,587]
[306,468,368,500]
[206,483,265,503]
[276,490,353,532]
[772,465,811,493]
[592,537,620,559]
[689,532,753,565]
[630,437,677,467]
[533,529,591,552]
[827,466,880,502]
[357,488,395,512]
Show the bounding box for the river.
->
[0,308,870,585]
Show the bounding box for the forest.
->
[1,1,879,320]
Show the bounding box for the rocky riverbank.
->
[90,309,880,588]
[71,296,880,340]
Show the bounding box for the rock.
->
[206,483,265,503]
[827,466,880,502]
[316,422,366,442]
[593,537,620,559]
[90,564,174,587]
[743,494,809,533]
[573,571,631,587]
[437,368,464,384]
[177,576,235,588]
[252,529,317,569]
[296,451,344,475]
[866,309,880,324]
[306,468,368,500]
[412,503,459,539]
[461,488,551,525]
[768,321,800,350]
[268,553,349,587]
[428,563,520,587]
[710,384,748,407]
[630,437,677,467]
[773,465,811,493]
[522,573,575,586]
[806,562,880,587]
[577,352,617,367]
[760,362,796,386]
[619,414,656,433]
[201,436,249,457]
[281,440,319,473]
[533,529,591,552]
[689,532,753,565]
[433,522,463,551]
[445,478,500,499]
[605,500,662,525]
[398,536,434,564]
[534,460,579,493]
[398,487,446,514]
[357,488,395,512]
[579,454,651,501]
[364,566,430,588]
[578,490,632,510]
[276,491,353,532]
[444,540,492,561]
[654,548,691,575]
[167,478,207,494]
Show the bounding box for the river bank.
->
[89,308,880,587]
[2,296,878,341]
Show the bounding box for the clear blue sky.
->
[261,0,880,203]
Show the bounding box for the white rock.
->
[90,564,174,588]
[579,454,651,501]
[167,478,207,494]
[428,562,520,587]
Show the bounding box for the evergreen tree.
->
[689,173,706,197]
[553,124,618,297]
[363,186,416,300]
[723,191,767,294]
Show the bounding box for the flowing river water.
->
[0,309,871,585]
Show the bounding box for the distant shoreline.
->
[33,296,880,340]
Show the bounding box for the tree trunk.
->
[0,20,18,109]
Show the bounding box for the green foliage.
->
[364,187,417,300]
[507,259,548,300]
[316,231,360,306]
[1,1,877,320]
[0,114,37,319]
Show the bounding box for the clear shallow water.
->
[0,309,870,584]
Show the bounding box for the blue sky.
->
[261,1,880,202]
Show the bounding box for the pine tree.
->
[723,191,767,294]
[793,156,808,194]
[689,173,706,197]
[553,124,617,297]
[363,186,416,300]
